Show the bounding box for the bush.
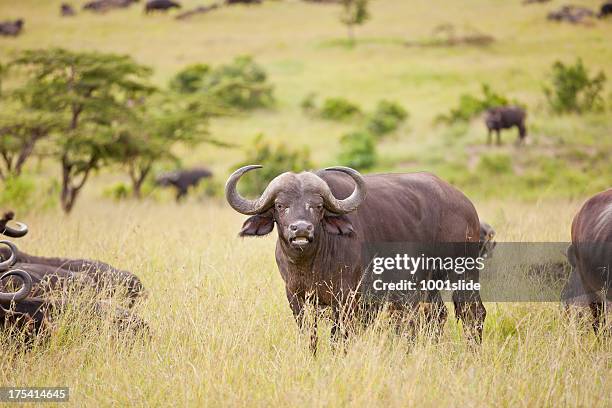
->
[544,59,606,114]
[0,176,57,213]
[102,182,132,201]
[435,84,514,124]
[366,100,409,137]
[170,56,274,110]
[234,134,313,196]
[337,130,377,171]
[320,97,362,120]
[169,64,211,94]
[205,56,274,110]
[300,92,318,112]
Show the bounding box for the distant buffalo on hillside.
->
[155,167,213,201]
[145,0,181,13]
[0,19,24,37]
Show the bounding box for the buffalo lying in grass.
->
[226,165,486,352]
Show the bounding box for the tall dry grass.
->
[1,197,610,407]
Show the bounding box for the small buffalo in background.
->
[61,3,77,16]
[484,106,527,145]
[599,1,612,18]
[226,0,263,5]
[155,167,213,201]
[83,0,139,13]
[0,19,24,37]
[547,5,595,24]
[145,0,181,13]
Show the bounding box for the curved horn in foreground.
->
[1,221,28,238]
[225,165,284,215]
[322,166,367,214]
[0,269,32,304]
[0,240,18,272]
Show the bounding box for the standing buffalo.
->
[564,189,611,333]
[226,165,486,352]
[83,0,139,12]
[155,167,213,201]
[61,3,77,16]
[599,1,612,18]
[0,19,24,37]
[484,106,527,145]
[145,0,181,13]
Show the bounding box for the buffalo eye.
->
[275,203,285,211]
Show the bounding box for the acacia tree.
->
[0,109,58,180]
[114,94,230,198]
[340,0,370,43]
[10,48,154,213]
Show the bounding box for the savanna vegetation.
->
[0,0,610,406]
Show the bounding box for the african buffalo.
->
[155,167,213,201]
[484,106,527,145]
[83,0,138,12]
[145,0,181,13]
[0,19,24,37]
[599,1,612,18]
[0,242,145,305]
[564,189,611,333]
[226,0,262,5]
[547,5,595,24]
[61,3,76,16]
[226,165,486,352]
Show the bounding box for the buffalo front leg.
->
[286,289,318,355]
[452,290,486,344]
[496,130,501,146]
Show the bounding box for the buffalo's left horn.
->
[0,240,18,272]
[322,166,367,214]
[225,165,283,215]
[0,269,33,304]
[1,221,28,238]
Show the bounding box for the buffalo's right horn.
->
[0,240,18,272]
[0,269,32,304]
[1,221,28,238]
[225,165,284,215]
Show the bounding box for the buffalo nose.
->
[289,221,313,233]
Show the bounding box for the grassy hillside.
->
[1,0,610,202]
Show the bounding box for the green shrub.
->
[544,59,606,114]
[102,182,132,201]
[300,92,318,112]
[337,130,377,171]
[205,56,275,110]
[0,176,57,213]
[435,84,514,124]
[169,64,211,94]
[320,97,362,120]
[170,56,274,110]
[234,134,313,196]
[366,100,409,136]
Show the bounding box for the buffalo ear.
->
[323,214,355,236]
[239,213,275,237]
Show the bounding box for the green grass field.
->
[0,0,611,406]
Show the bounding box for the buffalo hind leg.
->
[453,290,486,344]
[590,301,609,335]
[287,290,318,355]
